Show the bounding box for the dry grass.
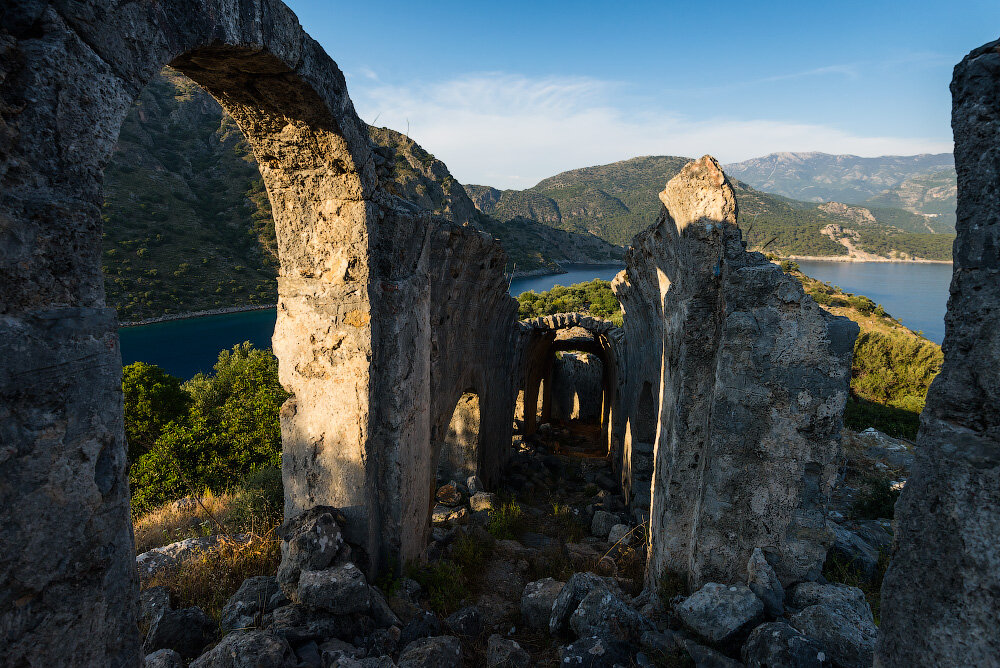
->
[134,490,241,554]
[141,531,281,621]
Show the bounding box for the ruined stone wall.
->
[0,1,521,663]
[615,157,857,591]
[876,40,1000,666]
[551,352,604,422]
[427,223,520,492]
[437,392,482,483]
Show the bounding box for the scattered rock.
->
[399,610,443,646]
[140,586,172,627]
[641,630,681,655]
[221,576,284,634]
[470,492,497,513]
[295,641,323,667]
[144,607,215,660]
[742,621,830,667]
[569,589,654,642]
[826,522,880,579]
[398,635,462,668]
[679,638,744,667]
[276,507,345,598]
[189,630,296,668]
[368,586,402,628]
[431,504,469,525]
[607,524,632,545]
[746,548,784,617]
[521,578,565,629]
[319,638,365,663]
[565,542,602,569]
[550,572,625,635]
[295,563,370,613]
[137,535,250,579]
[445,605,483,637]
[676,583,764,645]
[467,475,484,494]
[590,510,620,538]
[487,634,531,667]
[788,582,875,668]
[436,484,462,507]
[357,627,400,657]
[560,635,630,667]
[144,649,184,668]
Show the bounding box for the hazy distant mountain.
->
[724,152,956,231]
[466,155,954,262]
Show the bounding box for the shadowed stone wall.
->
[551,352,604,422]
[616,157,858,591]
[876,39,1000,666]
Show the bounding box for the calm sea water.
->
[119,261,951,378]
[119,264,626,378]
[795,261,951,345]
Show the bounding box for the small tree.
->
[122,362,190,462]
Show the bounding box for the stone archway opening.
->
[437,391,482,484]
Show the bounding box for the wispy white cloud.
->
[351,73,952,189]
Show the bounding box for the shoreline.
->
[781,254,952,265]
[120,303,276,328]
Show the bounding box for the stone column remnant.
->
[615,157,858,591]
[876,40,1000,667]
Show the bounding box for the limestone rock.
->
[741,622,830,668]
[144,607,215,660]
[788,583,875,668]
[399,610,443,646]
[467,476,485,494]
[145,649,184,668]
[569,589,654,642]
[140,586,173,628]
[221,576,284,634]
[368,586,402,628]
[470,492,498,513]
[521,578,565,629]
[435,484,462,507]
[607,524,632,546]
[676,583,764,645]
[189,630,296,668]
[276,507,345,599]
[398,636,462,667]
[431,504,469,525]
[825,521,880,580]
[746,548,784,617]
[137,534,250,579]
[678,638,744,668]
[550,572,626,635]
[295,564,370,613]
[559,635,630,667]
[591,510,620,539]
[617,157,857,591]
[445,605,483,637]
[487,634,531,667]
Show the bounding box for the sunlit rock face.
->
[876,40,1000,667]
[615,157,857,591]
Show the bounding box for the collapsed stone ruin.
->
[1,0,997,663]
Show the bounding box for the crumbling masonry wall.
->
[615,157,858,590]
[876,40,1000,666]
[0,1,519,664]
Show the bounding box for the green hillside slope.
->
[467,155,954,261]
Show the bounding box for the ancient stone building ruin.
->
[2,0,997,663]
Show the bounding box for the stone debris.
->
[788,583,875,668]
[559,635,630,667]
[397,635,462,667]
[276,507,346,599]
[295,564,371,613]
[746,548,785,617]
[470,491,498,513]
[590,510,621,539]
[188,630,297,668]
[550,572,627,635]
[487,634,532,667]
[137,534,251,579]
[144,649,184,668]
[741,622,830,668]
[221,576,285,634]
[444,605,483,637]
[435,484,462,507]
[143,606,215,660]
[521,578,566,629]
[675,583,764,645]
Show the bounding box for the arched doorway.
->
[0,5,439,663]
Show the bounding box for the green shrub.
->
[851,476,901,520]
[122,362,191,461]
[486,501,525,540]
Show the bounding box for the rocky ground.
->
[139,424,910,667]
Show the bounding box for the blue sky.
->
[285,1,999,188]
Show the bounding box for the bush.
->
[122,362,191,461]
[851,476,901,520]
[128,343,289,515]
[486,501,525,540]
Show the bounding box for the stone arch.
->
[1,2,443,663]
[436,390,482,483]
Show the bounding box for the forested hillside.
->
[466,156,954,260]
[103,70,622,321]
